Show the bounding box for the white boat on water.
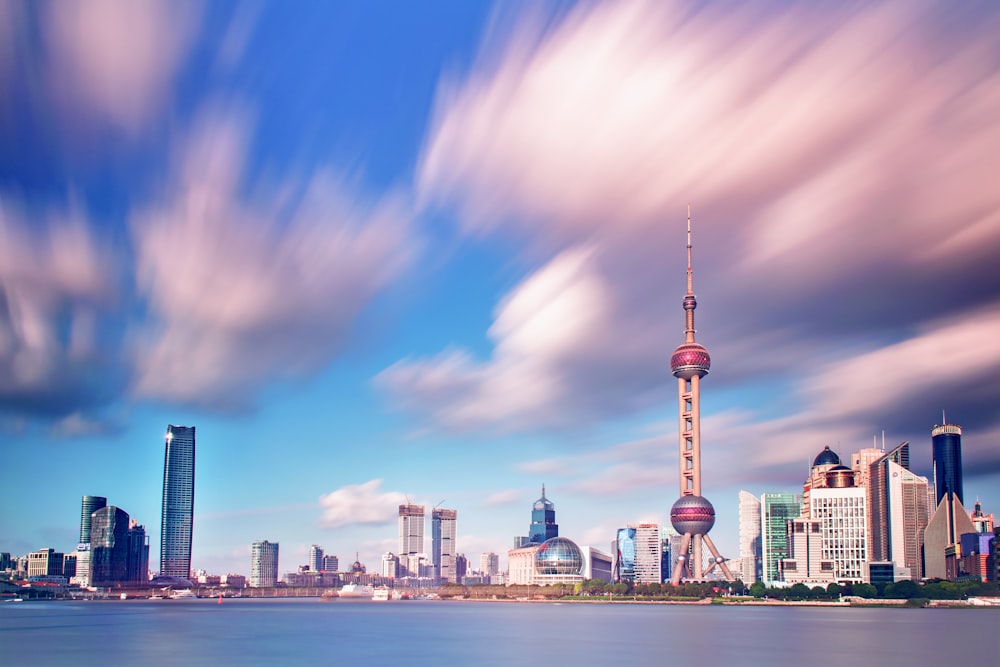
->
[169,589,197,599]
[372,586,390,601]
[337,584,374,599]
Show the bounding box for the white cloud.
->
[43,0,200,134]
[378,245,668,431]
[318,480,408,529]
[482,489,525,507]
[130,106,416,408]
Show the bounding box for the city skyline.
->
[2,1,1000,577]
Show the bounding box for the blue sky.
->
[2,0,1000,577]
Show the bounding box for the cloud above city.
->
[382,0,1000,481]
[318,480,409,530]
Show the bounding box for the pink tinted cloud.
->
[0,200,117,409]
[388,0,1000,445]
[43,0,200,135]
[419,0,1000,284]
[130,107,415,408]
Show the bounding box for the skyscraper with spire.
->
[668,207,734,584]
[529,485,558,544]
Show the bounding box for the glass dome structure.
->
[534,537,583,575]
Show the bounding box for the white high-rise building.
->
[381,552,399,578]
[250,540,279,588]
[398,504,425,577]
[633,524,662,584]
[309,545,324,572]
[432,508,457,583]
[480,552,499,577]
[811,487,868,583]
[738,491,762,584]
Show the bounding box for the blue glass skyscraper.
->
[161,425,195,578]
[615,527,637,583]
[529,485,558,544]
[932,422,963,506]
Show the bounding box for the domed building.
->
[535,538,583,578]
[507,489,612,585]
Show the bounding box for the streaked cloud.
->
[0,199,122,420]
[130,106,416,409]
[378,245,669,431]
[43,0,201,135]
[318,479,408,529]
[386,0,1000,470]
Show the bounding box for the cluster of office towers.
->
[737,424,997,586]
[7,425,195,589]
[248,504,462,588]
[389,504,458,582]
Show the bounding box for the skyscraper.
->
[761,492,801,584]
[398,504,425,577]
[432,508,458,583]
[633,524,662,584]
[127,521,150,585]
[309,545,324,572]
[480,552,499,577]
[811,485,868,583]
[869,442,930,579]
[90,506,130,586]
[250,540,279,588]
[161,425,195,578]
[614,527,636,583]
[738,490,762,584]
[925,421,975,579]
[932,422,964,506]
[80,496,107,544]
[668,208,733,584]
[529,485,558,544]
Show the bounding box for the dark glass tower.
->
[161,425,195,577]
[528,485,558,544]
[90,506,130,586]
[932,423,963,506]
[80,495,107,544]
[127,522,150,585]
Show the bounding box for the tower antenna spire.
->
[686,203,693,297]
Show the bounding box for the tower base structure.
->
[670,533,735,585]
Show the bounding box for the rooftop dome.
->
[826,465,855,488]
[670,495,716,536]
[671,342,711,379]
[812,446,841,468]
[534,537,583,576]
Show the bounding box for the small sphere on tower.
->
[671,342,711,379]
[670,495,716,536]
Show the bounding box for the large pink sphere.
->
[670,495,716,536]
[671,343,711,379]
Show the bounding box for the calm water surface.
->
[1,599,997,667]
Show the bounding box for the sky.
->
[2,0,999,578]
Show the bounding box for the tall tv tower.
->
[668,206,734,584]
